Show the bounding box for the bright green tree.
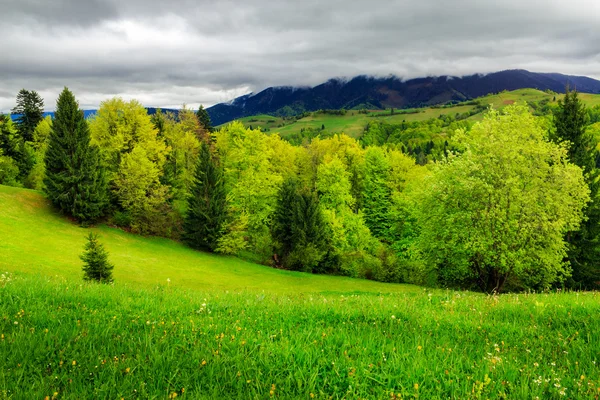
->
[183,142,227,252]
[11,89,44,142]
[81,232,114,283]
[214,122,284,258]
[196,105,213,133]
[44,88,108,224]
[416,105,589,292]
[552,89,600,289]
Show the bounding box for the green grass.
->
[0,185,414,295]
[222,89,600,139]
[2,184,600,398]
[1,274,599,399]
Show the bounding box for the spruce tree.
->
[183,141,226,251]
[81,232,114,283]
[196,105,213,132]
[44,88,108,225]
[552,88,600,289]
[362,148,392,239]
[272,178,299,259]
[272,178,328,272]
[11,89,44,142]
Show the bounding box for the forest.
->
[1,87,599,293]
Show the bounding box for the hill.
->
[220,89,600,139]
[0,184,412,294]
[207,70,600,125]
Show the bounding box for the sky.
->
[1,0,600,112]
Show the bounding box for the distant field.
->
[220,89,600,138]
[0,184,415,295]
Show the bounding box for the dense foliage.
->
[1,88,598,292]
[551,89,600,289]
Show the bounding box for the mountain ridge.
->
[207,69,600,125]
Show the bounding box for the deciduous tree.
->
[416,105,589,292]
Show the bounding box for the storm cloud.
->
[1,0,600,112]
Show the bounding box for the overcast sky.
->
[1,0,600,112]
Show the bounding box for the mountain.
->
[207,69,600,126]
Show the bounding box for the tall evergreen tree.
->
[11,89,44,142]
[196,105,213,133]
[552,88,600,289]
[183,141,226,251]
[362,147,392,239]
[81,232,114,283]
[272,178,328,272]
[44,88,108,224]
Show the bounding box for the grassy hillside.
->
[0,184,414,294]
[221,89,600,139]
[2,180,600,398]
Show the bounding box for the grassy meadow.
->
[1,273,599,399]
[1,184,600,398]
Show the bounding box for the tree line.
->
[1,87,598,292]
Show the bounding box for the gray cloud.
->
[1,0,600,112]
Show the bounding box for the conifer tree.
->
[271,178,299,259]
[81,232,114,283]
[11,89,44,142]
[272,178,328,272]
[362,147,392,239]
[44,88,108,224]
[183,141,226,251]
[552,88,600,288]
[196,105,213,132]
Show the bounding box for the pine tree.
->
[552,88,600,289]
[196,105,213,133]
[81,232,114,283]
[183,141,226,251]
[11,89,44,142]
[44,88,108,224]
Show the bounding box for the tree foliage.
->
[43,88,108,224]
[196,105,213,133]
[272,178,328,272]
[415,105,589,292]
[183,142,227,252]
[551,89,600,289]
[11,89,44,142]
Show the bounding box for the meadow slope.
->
[0,184,414,294]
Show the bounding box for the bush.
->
[0,156,20,186]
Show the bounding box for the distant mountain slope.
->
[207,70,600,126]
